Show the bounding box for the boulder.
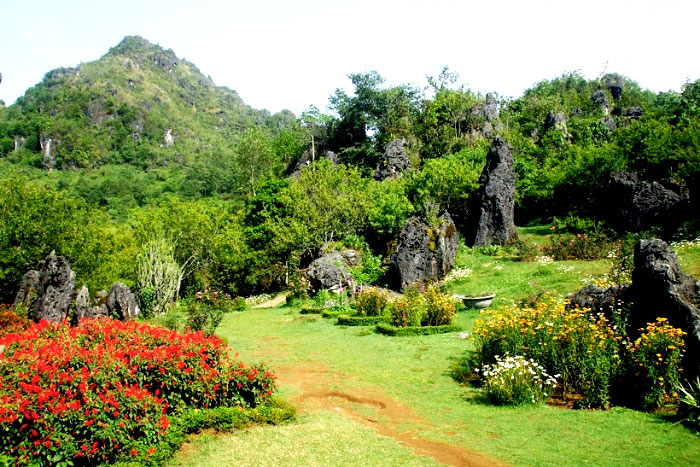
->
[40,135,57,171]
[11,270,40,311]
[604,75,624,100]
[543,111,568,136]
[286,137,338,177]
[106,283,140,320]
[306,249,361,291]
[591,90,610,115]
[602,171,690,233]
[567,283,632,320]
[31,251,76,322]
[612,106,644,119]
[470,93,502,139]
[602,116,617,132]
[374,138,411,181]
[390,212,459,291]
[465,137,518,247]
[74,286,91,321]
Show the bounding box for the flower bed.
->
[0,317,277,465]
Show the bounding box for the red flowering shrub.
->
[0,305,30,337]
[0,318,276,465]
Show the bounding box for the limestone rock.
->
[470,93,502,139]
[75,286,91,321]
[591,90,610,115]
[374,138,411,181]
[604,74,624,100]
[603,171,690,233]
[287,137,338,176]
[32,251,76,322]
[306,250,361,291]
[11,270,40,311]
[465,137,518,247]
[390,212,459,291]
[567,283,632,320]
[40,135,57,171]
[543,111,568,136]
[106,283,140,320]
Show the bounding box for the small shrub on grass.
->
[185,289,235,336]
[389,287,425,328]
[477,355,558,405]
[232,296,247,311]
[543,231,616,260]
[422,286,456,326]
[621,318,686,410]
[355,288,390,317]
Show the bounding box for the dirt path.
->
[251,293,288,308]
[277,361,506,467]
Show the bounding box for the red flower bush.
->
[0,318,275,465]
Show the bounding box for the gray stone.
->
[287,138,338,176]
[470,93,502,139]
[602,116,617,132]
[591,90,610,115]
[374,138,411,180]
[32,251,76,322]
[465,137,518,247]
[604,74,624,100]
[390,212,459,291]
[543,111,568,135]
[567,283,632,320]
[603,171,690,233]
[106,283,140,320]
[75,286,91,321]
[11,270,40,311]
[306,250,361,291]
[40,135,57,171]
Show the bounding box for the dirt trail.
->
[251,293,288,308]
[277,361,506,467]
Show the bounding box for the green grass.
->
[168,230,700,466]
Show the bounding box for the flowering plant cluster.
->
[389,285,456,328]
[623,317,686,409]
[0,305,30,337]
[442,267,472,284]
[473,294,688,410]
[0,318,275,465]
[477,355,558,405]
[473,294,625,407]
[354,288,390,317]
[543,232,616,261]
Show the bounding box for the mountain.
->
[0,36,296,171]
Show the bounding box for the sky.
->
[2,0,699,116]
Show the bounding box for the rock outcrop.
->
[74,286,91,320]
[306,250,361,291]
[602,171,690,233]
[374,138,411,180]
[591,90,610,115]
[543,111,568,136]
[470,93,502,139]
[31,251,76,322]
[11,270,40,311]
[106,283,140,320]
[390,212,459,291]
[465,137,518,247]
[287,139,339,176]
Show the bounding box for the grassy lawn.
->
[169,233,700,466]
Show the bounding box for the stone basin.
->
[460,294,496,309]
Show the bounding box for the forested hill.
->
[0,36,302,204]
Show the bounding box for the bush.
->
[543,231,616,260]
[355,288,390,317]
[375,323,461,336]
[621,318,686,409]
[478,355,558,405]
[0,318,276,465]
[389,287,425,328]
[135,238,182,316]
[422,286,456,326]
[0,305,30,337]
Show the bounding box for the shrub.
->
[355,288,390,317]
[478,355,558,405]
[231,296,247,311]
[0,318,276,465]
[543,231,616,261]
[0,305,30,337]
[422,286,456,326]
[473,295,625,407]
[621,318,686,409]
[135,238,182,316]
[389,287,425,328]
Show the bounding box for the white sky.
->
[1,0,699,115]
